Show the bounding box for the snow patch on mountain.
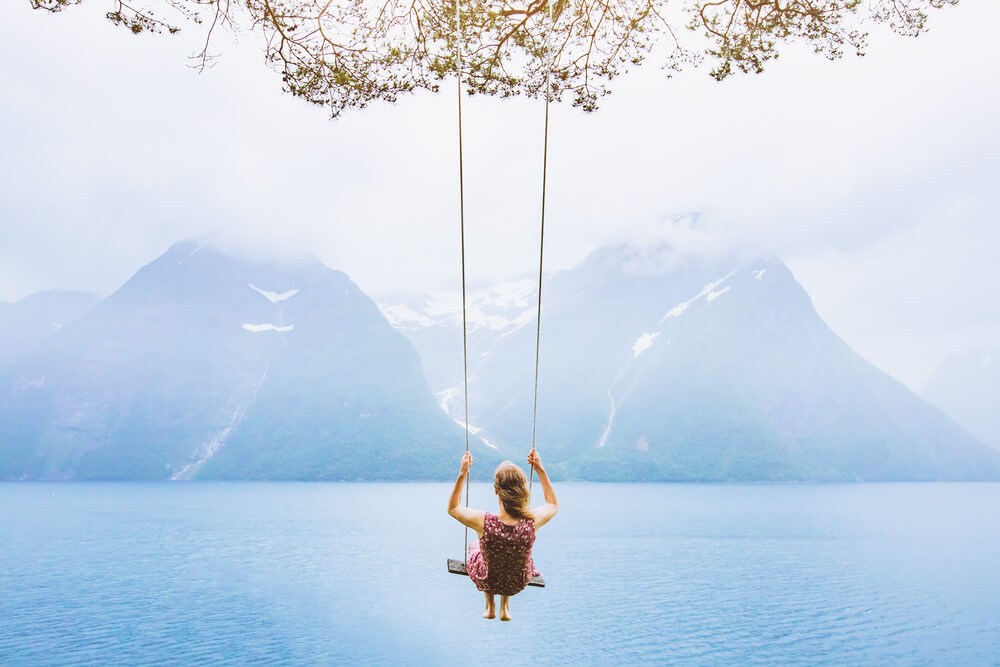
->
[658,272,735,324]
[242,323,294,333]
[380,303,435,328]
[753,269,767,281]
[249,283,299,303]
[706,286,731,303]
[378,279,538,333]
[477,280,537,310]
[436,383,462,414]
[632,332,659,358]
[499,307,538,338]
[662,301,690,319]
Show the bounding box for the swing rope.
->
[455,0,472,568]
[457,0,554,564]
[529,0,554,501]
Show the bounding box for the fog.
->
[1,1,998,390]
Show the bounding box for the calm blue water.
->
[2,483,999,665]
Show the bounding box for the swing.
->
[444,0,553,590]
[448,559,547,587]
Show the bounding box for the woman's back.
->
[467,513,536,596]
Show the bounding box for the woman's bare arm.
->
[527,449,558,529]
[447,452,486,537]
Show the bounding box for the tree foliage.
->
[32,0,958,115]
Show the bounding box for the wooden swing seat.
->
[447,558,546,587]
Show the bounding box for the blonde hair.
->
[494,461,533,521]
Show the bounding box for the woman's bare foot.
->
[483,592,496,619]
[499,596,511,621]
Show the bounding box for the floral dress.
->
[466,512,538,596]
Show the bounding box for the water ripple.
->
[1,483,999,665]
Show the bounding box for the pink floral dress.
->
[466,513,538,596]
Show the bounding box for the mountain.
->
[923,348,1000,451]
[386,245,1000,481]
[0,241,497,480]
[0,289,100,368]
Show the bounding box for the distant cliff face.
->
[0,241,497,481]
[924,348,1000,452]
[387,246,1000,481]
[0,289,100,369]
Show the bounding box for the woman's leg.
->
[498,595,511,621]
[482,591,496,619]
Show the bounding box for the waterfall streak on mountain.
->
[435,383,499,450]
[170,366,270,480]
[597,390,617,448]
[456,422,500,450]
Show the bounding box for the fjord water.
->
[2,483,998,665]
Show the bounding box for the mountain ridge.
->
[0,240,499,481]
[0,288,101,369]
[386,245,1000,481]
[3,240,996,482]
[923,347,1000,451]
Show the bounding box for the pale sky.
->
[1,1,998,392]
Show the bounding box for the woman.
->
[447,449,558,621]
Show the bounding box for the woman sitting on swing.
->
[447,449,558,621]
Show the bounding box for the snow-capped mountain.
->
[388,244,1000,481]
[924,348,1000,451]
[0,289,100,369]
[0,241,498,480]
[377,279,539,394]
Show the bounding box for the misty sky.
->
[1,1,998,392]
